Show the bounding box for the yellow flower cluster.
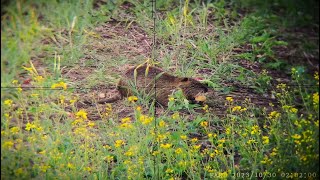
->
[128,96,138,103]
[313,92,319,105]
[261,155,273,165]
[105,104,112,116]
[104,155,114,162]
[51,81,67,90]
[25,122,43,132]
[76,109,88,119]
[175,148,182,154]
[268,111,281,120]
[231,105,247,112]
[262,136,269,144]
[159,120,166,127]
[250,125,261,135]
[226,97,233,103]
[120,117,133,129]
[115,140,125,148]
[168,96,175,102]
[34,75,44,82]
[10,126,19,134]
[139,115,153,125]
[276,83,287,90]
[179,135,187,140]
[172,112,179,119]
[124,146,138,157]
[202,104,209,113]
[282,105,298,113]
[2,140,14,149]
[4,99,13,107]
[160,143,172,149]
[314,72,319,81]
[200,121,208,128]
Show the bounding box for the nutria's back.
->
[117,65,209,106]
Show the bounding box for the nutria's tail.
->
[97,95,122,104]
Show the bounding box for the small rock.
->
[98,93,106,98]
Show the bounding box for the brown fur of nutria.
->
[98,64,210,107]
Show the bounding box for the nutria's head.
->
[178,77,209,104]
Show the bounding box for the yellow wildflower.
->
[51,81,67,90]
[87,121,95,127]
[165,168,174,174]
[140,115,153,125]
[232,106,242,112]
[2,140,14,149]
[315,120,319,127]
[157,134,167,142]
[76,109,88,119]
[128,96,138,103]
[314,72,319,81]
[251,125,260,135]
[261,156,273,165]
[84,166,92,172]
[262,136,269,144]
[292,134,301,139]
[67,163,75,169]
[14,168,24,176]
[240,107,247,112]
[202,104,209,113]
[180,135,187,140]
[136,106,142,111]
[200,121,208,127]
[114,140,125,148]
[152,150,160,156]
[40,165,51,172]
[4,99,13,107]
[103,144,111,150]
[104,155,114,162]
[270,148,278,156]
[12,80,18,84]
[160,143,172,149]
[217,139,225,144]
[25,122,37,131]
[276,83,286,90]
[159,120,166,127]
[175,148,182,154]
[121,117,131,123]
[178,161,187,167]
[191,138,198,143]
[226,97,233,103]
[172,112,179,119]
[290,107,298,113]
[72,118,83,126]
[120,123,133,129]
[247,139,257,144]
[225,127,231,135]
[208,133,217,138]
[10,126,19,134]
[193,144,201,150]
[34,75,44,82]
[168,96,175,102]
[313,92,319,105]
[268,111,281,119]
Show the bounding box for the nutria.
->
[96,64,210,107]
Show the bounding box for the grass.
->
[1,0,319,179]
